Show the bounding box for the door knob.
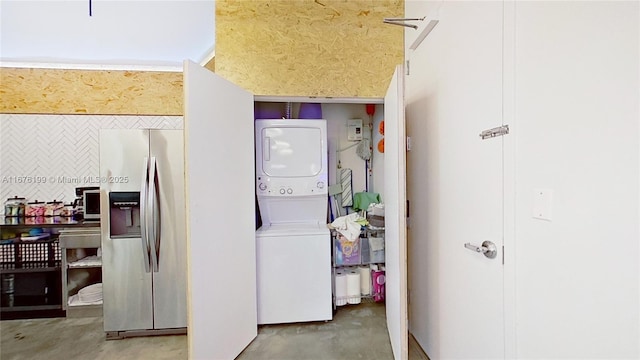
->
[464,241,497,259]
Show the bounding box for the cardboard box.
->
[368,215,384,227]
[335,236,360,265]
[368,236,385,263]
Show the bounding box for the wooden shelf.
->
[1,266,60,274]
[0,217,100,228]
[59,230,102,317]
[66,303,102,318]
[1,304,62,311]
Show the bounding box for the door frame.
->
[502,1,517,358]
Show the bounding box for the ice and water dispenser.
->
[109,192,141,238]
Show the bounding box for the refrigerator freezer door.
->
[100,129,153,332]
[149,130,187,329]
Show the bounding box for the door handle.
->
[139,157,151,273]
[148,157,160,273]
[464,241,497,259]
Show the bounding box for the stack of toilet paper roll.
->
[335,269,348,306]
[359,265,371,296]
[336,266,374,306]
[346,269,361,304]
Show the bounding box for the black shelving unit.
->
[1,238,64,319]
[0,217,100,319]
[331,227,386,309]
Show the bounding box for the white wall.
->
[0,1,214,66]
[0,114,182,213]
[324,103,368,196]
[406,0,639,358]
[514,2,639,357]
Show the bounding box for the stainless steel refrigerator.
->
[99,129,186,339]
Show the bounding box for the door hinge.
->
[406,60,410,75]
[480,125,509,140]
[406,136,412,151]
[502,245,504,265]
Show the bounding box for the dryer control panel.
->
[256,176,327,196]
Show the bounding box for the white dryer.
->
[255,119,332,324]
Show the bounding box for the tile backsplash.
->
[0,114,183,215]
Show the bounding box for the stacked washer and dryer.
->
[254,119,333,324]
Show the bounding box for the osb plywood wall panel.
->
[205,57,216,72]
[216,0,404,98]
[0,68,183,115]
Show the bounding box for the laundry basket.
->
[0,240,61,270]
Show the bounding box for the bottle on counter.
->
[3,196,26,217]
[45,200,64,217]
[60,202,76,217]
[25,200,46,217]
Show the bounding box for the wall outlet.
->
[532,188,553,221]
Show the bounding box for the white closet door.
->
[404,2,506,358]
[384,65,409,360]
[184,60,257,360]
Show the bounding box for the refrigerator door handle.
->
[140,157,151,273]
[149,157,160,273]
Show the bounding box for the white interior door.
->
[183,60,257,359]
[384,65,408,360]
[404,1,505,358]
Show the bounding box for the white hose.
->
[356,139,371,161]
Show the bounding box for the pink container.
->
[372,270,386,302]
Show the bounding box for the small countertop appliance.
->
[74,186,100,220]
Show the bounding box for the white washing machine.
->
[255,119,332,324]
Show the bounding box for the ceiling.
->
[0,0,215,69]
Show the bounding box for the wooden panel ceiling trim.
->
[216,0,404,98]
[0,67,183,115]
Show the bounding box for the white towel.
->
[331,213,364,241]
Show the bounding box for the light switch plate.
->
[532,188,553,221]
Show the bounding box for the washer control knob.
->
[317,181,325,189]
[287,188,293,194]
[258,183,267,191]
[279,188,286,195]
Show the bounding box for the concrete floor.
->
[237,303,392,360]
[1,303,427,360]
[0,316,186,360]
